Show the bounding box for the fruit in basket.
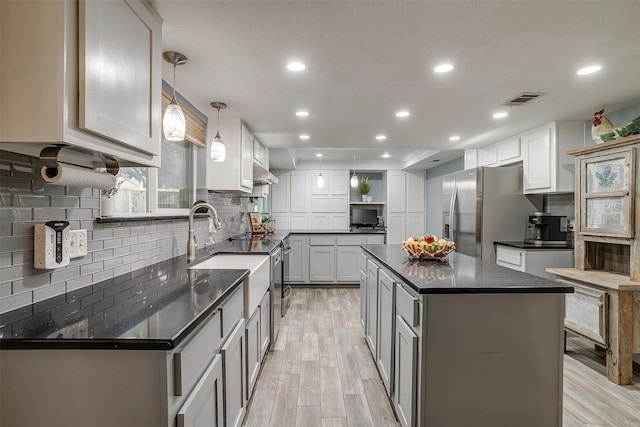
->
[402,235,455,259]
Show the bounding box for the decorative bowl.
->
[401,240,456,260]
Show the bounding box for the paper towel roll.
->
[41,163,117,190]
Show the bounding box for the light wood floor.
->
[242,288,640,427]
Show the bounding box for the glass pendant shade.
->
[163,100,186,141]
[162,51,188,142]
[210,132,226,162]
[317,172,324,188]
[209,101,228,163]
[350,154,359,188]
[350,173,359,188]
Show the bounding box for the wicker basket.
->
[401,240,456,260]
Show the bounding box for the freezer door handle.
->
[449,186,457,239]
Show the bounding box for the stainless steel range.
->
[281,236,292,318]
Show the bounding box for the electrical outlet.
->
[69,229,88,258]
[34,221,71,269]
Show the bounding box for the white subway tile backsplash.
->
[66,275,93,292]
[0,291,33,314]
[34,282,66,303]
[0,149,249,311]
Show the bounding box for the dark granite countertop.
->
[287,228,387,234]
[495,241,574,250]
[361,245,574,295]
[0,257,249,350]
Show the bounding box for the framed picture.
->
[579,147,635,238]
[247,212,265,234]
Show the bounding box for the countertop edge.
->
[362,245,574,295]
[0,269,250,351]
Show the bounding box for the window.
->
[103,84,207,217]
[108,139,200,216]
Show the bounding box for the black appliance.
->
[281,236,292,317]
[524,213,568,245]
[351,207,378,228]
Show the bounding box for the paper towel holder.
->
[39,145,120,176]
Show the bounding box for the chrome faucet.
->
[187,202,222,262]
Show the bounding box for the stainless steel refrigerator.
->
[442,166,540,264]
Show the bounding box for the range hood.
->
[253,164,278,185]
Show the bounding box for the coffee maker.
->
[524,213,568,245]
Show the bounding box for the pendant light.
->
[210,102,227,162]
[317,155,324,188]
[350,154,359,188]
[162,51,188,141]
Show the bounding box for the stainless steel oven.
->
[281,236,292,317]
[270,246,282,347]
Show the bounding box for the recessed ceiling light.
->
[316,153,322,157]
[449,135,460,141]
[299,134,310,140]
[381,153,391,158]
[577,65,601,75]
[375,134,387,141]
[434,63,454,73]
[492,111,509,119]
[287,61,306,72]
[396,110,410,118]
[296,111,309,117]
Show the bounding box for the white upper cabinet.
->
[386,170,406,213]
[207,119,254,193]
[311,170,348,195]
[0,0,162,167]
[496,137,522,164]
[406,171,425,213]
[464,150,478,170]
[290,171,311,212]
[271,172,290,213]
[252,138,268,168]
[522,121,583,193]
[477,144,498,167]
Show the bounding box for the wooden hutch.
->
[548,134,640,385]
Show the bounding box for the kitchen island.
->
[360,244,573,427]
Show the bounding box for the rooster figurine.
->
[591,109,640,144]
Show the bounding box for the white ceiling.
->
[152,0,640,170]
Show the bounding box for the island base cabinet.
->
[377,269,395,395]
[394,315,418,427]
[222,320,246,427]
[177,355,224,427]
[422,294,564,427]
[365,260,379,355]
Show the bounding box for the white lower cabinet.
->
[360,268,367,329]
[259,291,270,359]
[394,281,420,427]
[222,320,246,427]
[309,246,336,281]
[365,260,379,355]
[245,309,261,398]
[336,246,361,282]
[495,244,573,280]
[177,355,224,427]
[288,236,308,283]
[290,234,385,284]
[377,269,395,394]
[394,315,418,427]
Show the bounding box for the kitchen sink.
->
[189,254,270,318]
